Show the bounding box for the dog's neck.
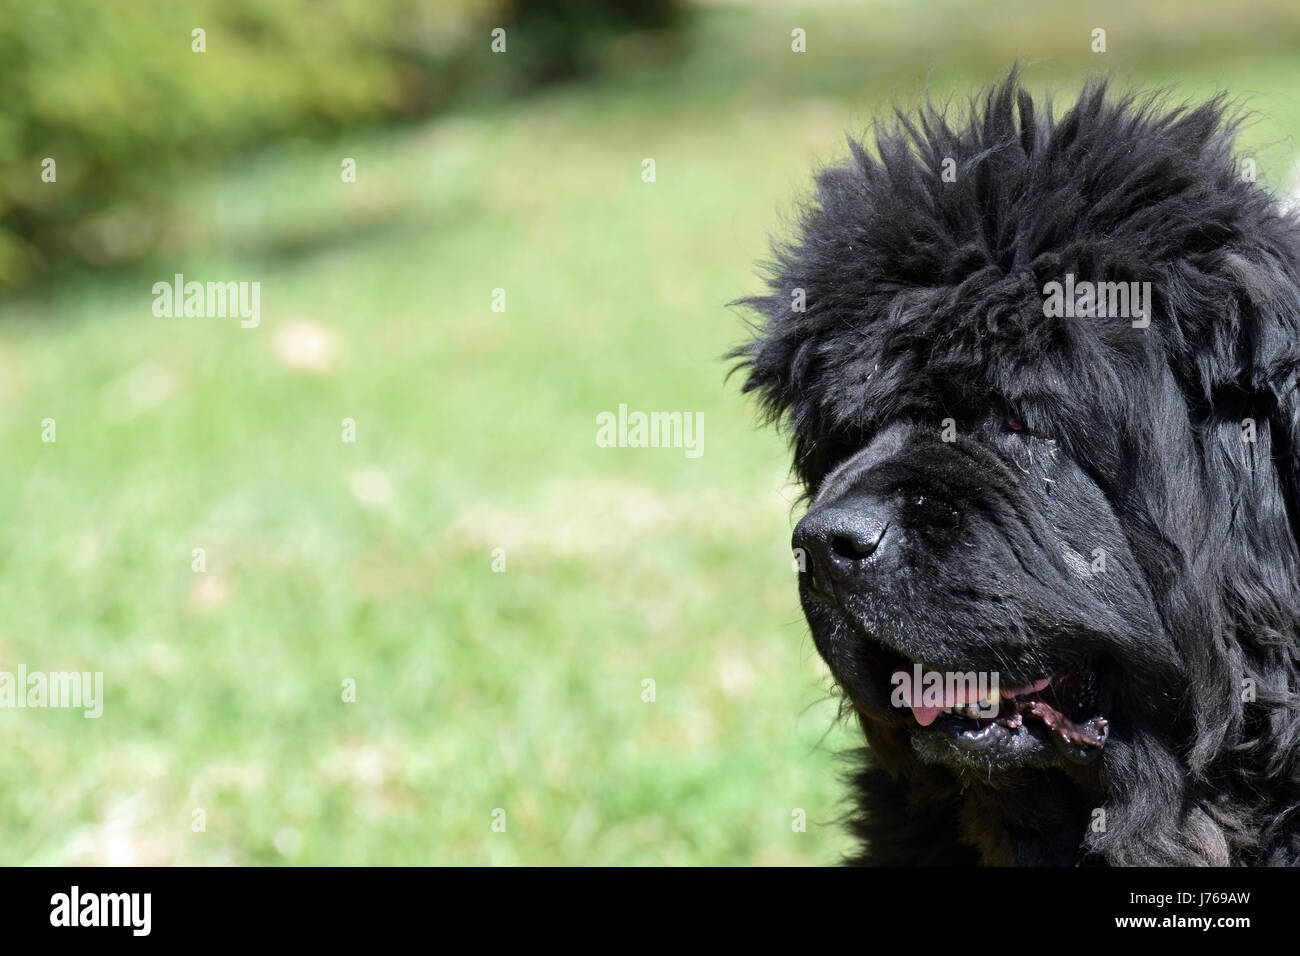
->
[954,775,1098,865]
[857,720,1103,865]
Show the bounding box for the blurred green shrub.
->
[506,0,684,86]
[0,0,682,289]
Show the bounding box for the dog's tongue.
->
[909,704,945,727]
[895,669,1052,726]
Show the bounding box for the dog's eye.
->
[1004,413,1052,440]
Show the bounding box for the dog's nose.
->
[792,501,890,589]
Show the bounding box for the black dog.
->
[734,73,1300,865]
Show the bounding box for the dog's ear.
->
[1223,246,1300,547]
[726,154,872,491]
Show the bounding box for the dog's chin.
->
[901,711,1070,774]
[810,608,1112,775]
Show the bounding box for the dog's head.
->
[735,75,1300,861]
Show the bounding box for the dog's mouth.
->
[901,666,1109,765]
[860,643,1110,767]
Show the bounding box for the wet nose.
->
[792,500,890,588]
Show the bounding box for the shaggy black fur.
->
[733,72,1300,865]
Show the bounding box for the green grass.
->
[2,0,1300,864]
